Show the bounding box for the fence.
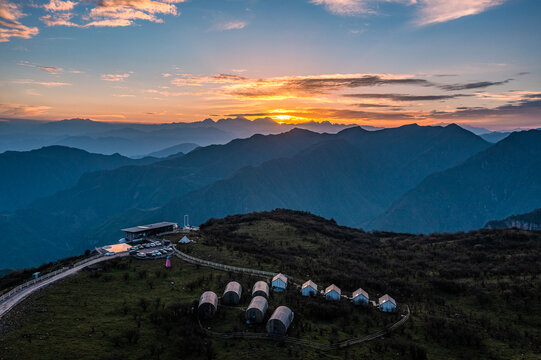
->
[173,247,297,280]
[0,254,102,303]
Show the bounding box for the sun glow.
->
[274,115,292,121]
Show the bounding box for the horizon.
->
[1,0,540,130]
[1,116,539,133]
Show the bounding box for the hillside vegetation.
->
[1,210,540,360]
[485,208,541,230]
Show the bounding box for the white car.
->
[105,252,114,256]
[136,252,146,258]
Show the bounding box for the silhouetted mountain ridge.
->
[0,146,158,211]
[369,130,541,233]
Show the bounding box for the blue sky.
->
[1,0,540,129]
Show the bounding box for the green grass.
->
[0,256,401,360]
[2,210,540,360]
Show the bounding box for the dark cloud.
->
[286,76,431,94]
[212,74,248,82]
[431,98,541,119]
[355,103,396,108]
[523,93,541,99]
[344,93,471,101]
[227,75,434,98]
[439,79,512,91]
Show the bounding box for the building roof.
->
[353,287,369,299]
[252,281,269,294]
[325,284,341,296]
[272,273,288,285]
[223,281,242,295]
[302,280,317,291]
[199,291,218,308]
[179,236,190,243]
[378,294,396,306]
[247,296,268,312]
[121,221,177,234]
[268,306,294,327]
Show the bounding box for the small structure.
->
[266,306,294,335]
[325,284,341,301]
[222,281,242,305]
[252,281,270,299]
[245,296,268,323]
[32,272,40,279]
[271,273,287,292]
[179,236,191,244]
[378,294,397,312]
[121,222,177,241]
[352,288,369,305]
[165,256,171,268]
[198,291,218,319]
[301,280,317,297]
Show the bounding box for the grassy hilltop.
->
[1,209,540,360]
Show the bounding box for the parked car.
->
[105,252,114,256]
[136,253,146,258]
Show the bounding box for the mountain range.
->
[0,117,356,157]
[0,146,158,211]
[1,124,540,269]
[369,130,541,233]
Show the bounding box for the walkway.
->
[173,247,300,282]
[0,253,127,319]
[199,306,410,350]
[175,246,411,350]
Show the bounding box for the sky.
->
[0,0,540,130]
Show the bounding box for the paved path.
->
[0,253,126,320]
[199,306,410,350]
[173,247,301,283]
[176,245,411,349]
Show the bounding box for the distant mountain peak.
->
[336,125,366,135]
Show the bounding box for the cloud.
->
[439,78,512,91]
[0,0,39,42]
[84,18,132,27]
[13,79,71,87]
[25,89,41,96]
[416,0,505,26]
[214,21,248,31]
[162,73,172,77]
[170,73,248,87]
[254,107,417,121]
[222,74,432,99]
[231,69,247,73]
[43,0,77,12]
[40,12,81,27]
[311,0,506,25]
[18,61,64,74]
[38,0,186,28]
[430,98,541,120]
[84,0,185,27]
[0,103,51,117]
[101,73,132,82]
[344,93,472,101]
[310,0,400,16]
[355,103,397,108]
